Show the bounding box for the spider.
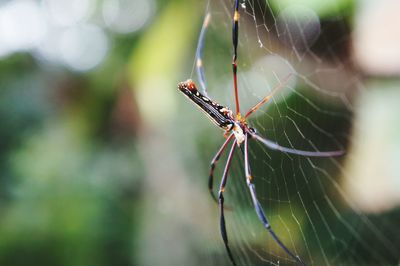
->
[178,1,344,265]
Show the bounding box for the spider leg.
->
[195,12,211,97]
[232,0,240,115]
[209,134,235,203]
[244,74,293,119]
[251,132,344,157]
[243,134,307,266]
[218,139,238,266]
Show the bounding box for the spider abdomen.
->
[178,79,235,131]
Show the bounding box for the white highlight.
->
[44,0,93,26]
[59,25,109,72]
[0,1,46,57]
[343,86,400,213]
[102,0,155,34]
[241,55,297,112]
[277,5,321,51]
[354,0,400,75]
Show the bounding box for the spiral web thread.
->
[195,0,399,265]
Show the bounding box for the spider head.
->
[178,79,196,92]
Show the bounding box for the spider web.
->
[191,0,400,265]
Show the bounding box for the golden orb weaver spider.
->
[178,1,344,265]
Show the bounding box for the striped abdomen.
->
[178,80,234,131]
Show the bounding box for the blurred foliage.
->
[0,6,146,266]
[0,58,143,266]
[268,0,354,18]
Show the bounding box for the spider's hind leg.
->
[243,134,307,266]
[208,134,234,203]
[218,140,238,266]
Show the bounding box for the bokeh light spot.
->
[0,0,46,57]
[59,25,109,72]
[44,0,93,27]
[102,0,155,34]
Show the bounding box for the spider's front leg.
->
[195,12,211,97]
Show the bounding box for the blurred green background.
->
[0,0,399,265]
